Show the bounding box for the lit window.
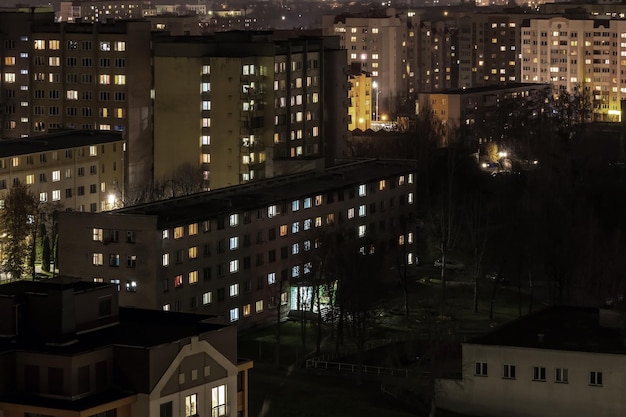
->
[315,194,323,206]
[189,270,198,284]
[92,253,103,266]
[26,174,34,185]
[280,225,288,237]
[39,192,47,202]
[229,283,239,297]
[52,190,60,201]
[175,275,183,288]
[229,214,239,226]
[229,236,239,250]
[188,223,198,235]
[114,75,125,85]
[358,184,366,197]
[243,304,251,317]
[379,180,386,190]
[163,304,170,311]
[230,308,239,322]
[202,153,211,163]
[125,280,137,292]
[201,135,210,145]
[303,218,311,230]
[292,200,300,212]
[292,222,299,234]
[100,41,111,51]
[93,228,103,241]
[268,205,277,218]
[292,265,300,278]
[408,193,414,204]
[52,170,60,182]
[89,145,97,156]
[359,205,366,217]
[315,217,322,227]
[174,226,183,239]
[114,41,126,51]
[268,272,276,285]
[229,259,239,273]
[347,208,355,219]
[256,300,263,312]
[202,292,212,304]
[358,225,366,237]
[162,253,169,266]
[188,246,197,259]
[303,197,312,209]
[185,394,197,417]
[162,230,169,239]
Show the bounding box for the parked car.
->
[434,259,465,271]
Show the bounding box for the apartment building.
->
[57,159,418,328]
[58,0,145,23]
[439,306,626,417]
[0,129,124,211]
[417,83,551,145]
[0,277,253,417]
[152,32,348,190]
[322,8,406,117]
[521,16,626,120]
[0,11,153,188]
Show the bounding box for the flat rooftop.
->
[115,158,417,229]
[421,83,551,96]
[470,306,626,355]
[0,130,123,157]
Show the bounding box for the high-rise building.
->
[348,65,374,131]
[0,12,153,188]
[521,16,626,121]
[152,32,348,190]
[323,8,407,117]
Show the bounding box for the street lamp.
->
[372,81,380,122]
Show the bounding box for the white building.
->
[439,306,626,417]
[521,17,626,121]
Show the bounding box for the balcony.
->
[211,403,230,417]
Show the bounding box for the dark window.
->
[256,253,264,266]
[78,365,90,394]
[217,288,225,301]
[24,365,40,392]
[160,402,173,417]
[77,186,85,196]
[243,256,251,270]
[98,297,112,317]
[203,243,211,257]
[268,228,276,240]
[203,267,211,281]
[281,246,288,259]
[48,367,63,395]
[90,184,97,194]
[126,231,136,243]
[269,250,276,263]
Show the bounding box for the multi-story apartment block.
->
[439,306,626,417]
[57,159,418,328]
[417,83,551,145]
[521,16,626,120]
[323,8,406,117]
[152,32,348,190]
[0,129,124,211]
[0,277,253,417]
[58,0,145,23]
[0,11,153,188]
[348,66,374,131]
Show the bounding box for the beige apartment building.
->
[57,159,418,328]
[439,306,626,417]
[0,277,253,417]
[521,16,626,120]
[152,32,348,190]
[348,69,374,131]
[0,129,124,211]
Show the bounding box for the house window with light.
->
[230,308,239,322]
[92,253,103,266]
[229,214,239,227]
[229,259,239,273]
[268,272,276,285]
[358,225,366,237]
[93,228,103,241]
[162,253,169,266]
[256,300,263,312]
[189,270,198,284]
[359,205,366,217]
[358,184,366,197]
[229,283,239,297]
[185,393,197,417]
[202,291,212,305]
[174,226,183,239]
[229,237,239,250]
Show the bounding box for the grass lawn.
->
[240,277,550,416]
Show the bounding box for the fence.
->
[305,358,409,378]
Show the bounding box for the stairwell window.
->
[475,362,488,376]
[503,364,516,379]
[590,371,603,386]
